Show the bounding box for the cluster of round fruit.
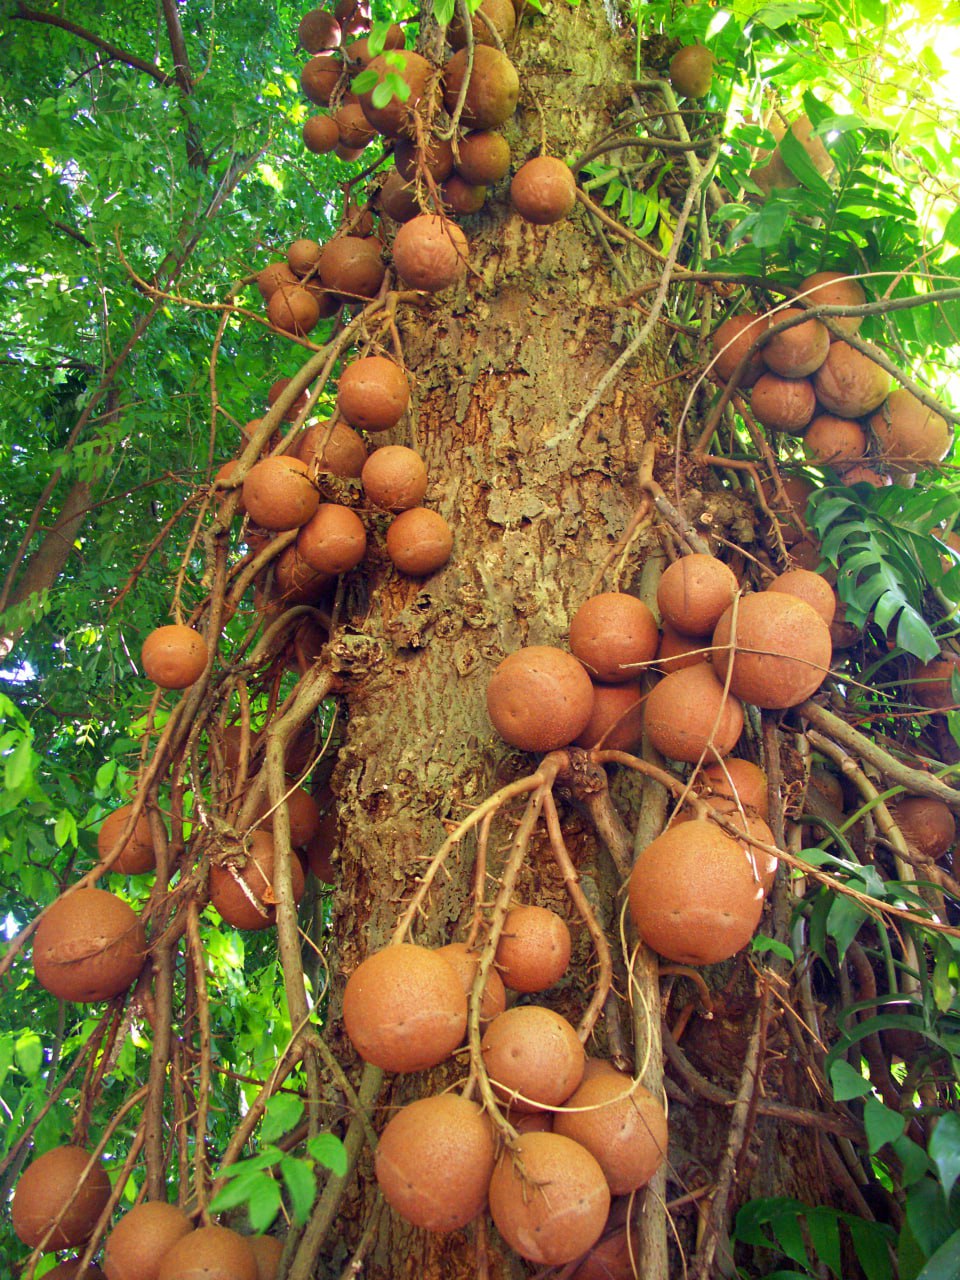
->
[711,270,953,483]
[11,1149,281,1280]
[341,907,667,1266]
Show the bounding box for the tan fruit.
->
[798,270,866,337]
[554,1070,667,1194]
[750,371,816,433]
[267,285,321,336]
[254,786,323,847]
[890,796,956,860]
[249,1236,283,1280]
[448,0,516,48]
[392,214,468,292]
[334,141,365,162]
[455,130,511,184]
[669,45,714,97]
[317,235,385,299]
[298,419,367,476]
[43,1261,106,1280]
[378,170,419,222]
[337,355,409,431]
[762,308,830,378]
[394,135,455,183]
[333,101,375,148]
[488,1132,610,1265]
[814,341,891,418]
[767,473,816,547]
[299,9,341,52]
[266,377,309,422]
[12,1146,112,1251]
[301,54,342,106]
[804,414,867,466]
[97,804,156,875]
[361,445,428,510]
[644,662,744,763]
[386,507,454,575]
[287,239,322,278]
[210,831,305,931]
[303,113,340,154]
[657,553,738,637]
[629,820,765,963]
[669,802,778,893]
[656,623,709,673]
[710,312,770,387]
[33,887,146,1003]
[496,904,572,993]
[443,175,487,215]
[343,943,467,1072]
[511,156,577,225]
[335,0,370,35]
[375,1095,495,1230]
[435,942,507,1024]
[358,51,434,137]
[256,261,299,301]
[142,624,208,689]
[297,503,367,574]
[242,456,318,531]
[157,1225,257,1280]
[442,46,519,130]
[104,1202,193,1280]
[869,389,952,476]
[486,645,594,752]
[767,567,836,626]
[701,758,769,818]
[910,653,960,709]
[712,592,832,709]
[481,1006,584,1111]
[574,681,645,752]
[271,544,332,606]
[839,462,890,487]
[753,115,831,191]
[570,1230,637,1280]
[343,23,404,66]
[569,591,659,682]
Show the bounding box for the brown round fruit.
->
[656,623,709,673]
[657,553,738,637]
[297,503,367,574]
[43,1262,106,1280]
[361,445,428,510]
[303,113,340,154]
[443,175,487,215]
[286,239,322,278]
[766,473,816,548]
[767,568,836,626]
[271,544,332,606]
[869,389,952,477]
[378,170,419,222]
[710,312,770,387]
[358,51,433,138]
[669,802,778,894]
[574,681,645,752]
[443,46,519,130]
[375,1094,495,1231]
[301,54,342,106]
[511,156,577,225]
[700,758,769,818]
[299,9,341,52]
[317,235,385,300]
[142,624,208,689]
[644,662,744,763]
[448,0,516,48]
[392,214,468,292]
[97,804,156,875]
[254,786,323,847]
[890,796,956,860]
[333,101,376,149]
[569,591,659,682]
[628,819,765,964]
[486,645,594,752]
[803,414,867,466]
[385,507,454,575]
[712,592,832,709]
[157,1225,257,1280]
[455,130,511,184]
[481,1005,584,1112]
[267,377,310,421]
[209,830,305,931]
[814,341,891,418]
[750,371,816,433]
[569,1229,637,1280]
[798,270,866,338]
[249,1237,283,1280]
[762,308,830,378]
[496,904,572,993]
[104,1201,194,1280]
[12,1146,112,1251]
[669,45,714,97]
[435,941,507,1024]
[910,653,960,710]
[242,456,318,531]
[488,1132,610,1265]
[394,135,455,183]
[343,943,467,1072]
[34,888,146,1002]
[267,285,321,336]
[337,355,409,431]
[257,261,300,301]
[298,419,367,477]
[554,1071,668,1194]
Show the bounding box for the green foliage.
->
[733,1196,896,1280]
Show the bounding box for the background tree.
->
[1,0,960,1278]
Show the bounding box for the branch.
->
[12,5,177,86]
[161,0,194,93]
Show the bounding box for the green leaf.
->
[829,1059,871,1102]
[891,1134,932,1188]
[208,1168,272,1213]
[848,1215,895,1280]
[15,1031,42,1078]
[280,1155,316,1225]
[260,1094,305,1145]
[806,1206,842,1278]
[54,809,78,848]
[4,735,32,790]
[929,1113,960,1204]
[907,1179,951,1259]
[751,934,794,961]
[248,1176,282,1233]
[307,1132,348,1177]
[917,1230,960,1280]
[350,69,378,94]
[435,0,456,24]
[864,1096,906,1154]
[95,759,117,791]
[825,892,866,959]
